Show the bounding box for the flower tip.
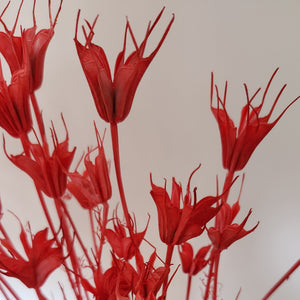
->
[74,10,81,39]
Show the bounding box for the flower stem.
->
[161,244,174,299]
[110,122,134,237]
[60,200,94,268]
[222,168,235,203]
[0,274,21,300]
[35,287,47,300]
[30,93,48,151]
[186,274,192,300]
[204,251,215,300]
[96,202,109,269]
[54,198,83,300]
[262,258,300,300]
[212,251,220,300]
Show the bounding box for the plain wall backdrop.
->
[0,0,299,299]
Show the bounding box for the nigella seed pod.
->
[68,126,112,209]
[74,8,174,123]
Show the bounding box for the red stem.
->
[204,251,215,300]
[96,202,109,269]
[0,275,21,300]
[30,93,48,151]
[35,287,47,300]
[54,199,83,300]
[212,252,220,300]
[60,200,94,268]
[0,282,10,300]
[186,274,192,300]
[110,122,134,237]
[89,208,97,255]
[221,168,235,203]
[161,244,174,299]
[262,258,300,300]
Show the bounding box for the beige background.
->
[0,0,299,299]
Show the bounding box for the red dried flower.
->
[105,215,148,260]
[0,60,31,138]
[0,0,62,91]
[178,243,210,275]
[81,256,137,300]
[0,226,64,288]
[207,200,258,251]
[134,251,168,300]
[211,69,299,171]
[150,166,222,245]
[5,120,75,198]
[68,127,111,209]
[74,8,174,123]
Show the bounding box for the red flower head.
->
[5,119,75,198]
[81,256,138,300]
[134,251,168,300]
[0,58,31,138]
[211,69,299,172]
[105,214,148,260]
[178,243,210,275]
[0,225,64,289]
[74,8,174,123]
[68,126,112,209]
[0,0,62,92]
[150,165,222,245]
[207,178,258,251]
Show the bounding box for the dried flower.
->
[5,120,75,198]
[81,256,137,300]
[68,127,111,209]
[211,69,299,171]
[0,226,64,288]
[74,8,174,123]
[0,60,31,138]
[134,251,168,300]
[150,166,222,245]
[105,215,147,260]
[0,0,62,91]
[207,200,258,251]
[178,243,210,275]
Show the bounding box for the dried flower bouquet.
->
[0,1,299,299]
